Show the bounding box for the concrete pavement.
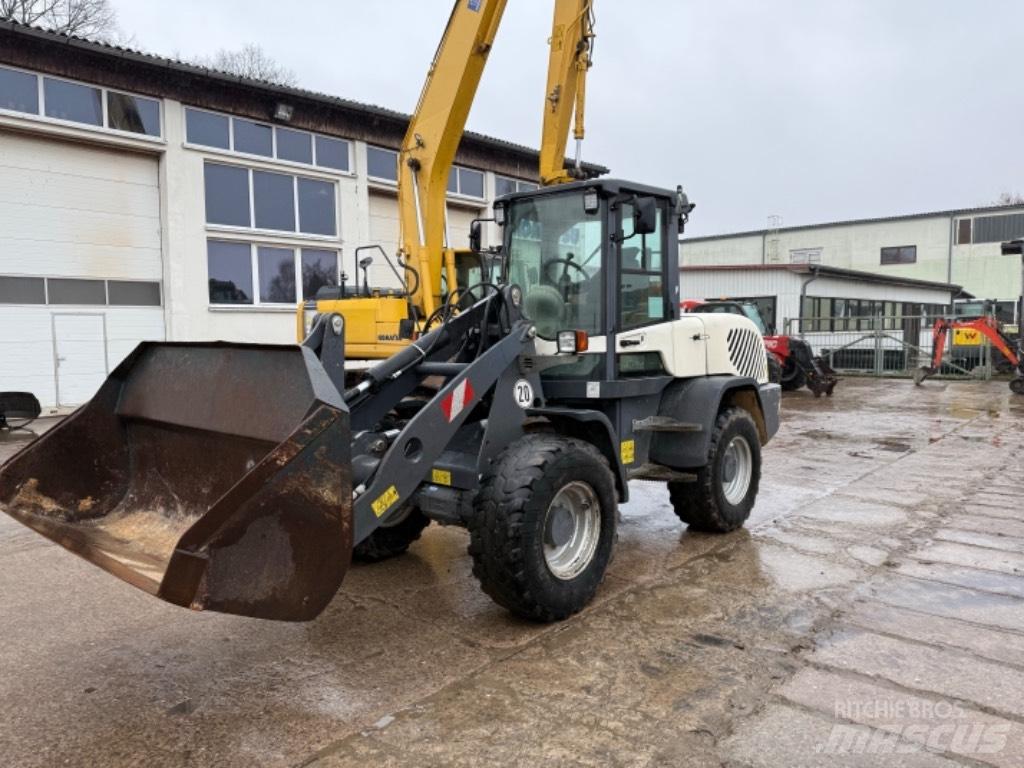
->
[1,378,1023,766]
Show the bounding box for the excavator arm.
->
[539,0,596,186]
[397,0,507,321]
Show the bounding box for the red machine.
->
[682,299,838,397]
[914,313,1024,394]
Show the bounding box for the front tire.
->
[468,434,617,622]
[779,356,806,391]
[668,407,761,532]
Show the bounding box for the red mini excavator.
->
[914,242,1024,398]
[914,312,1023,394]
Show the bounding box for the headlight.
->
[303,308,319,339]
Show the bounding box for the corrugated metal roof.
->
[681,203,1024,244]
[0,18,610,174]
[680,263,970,296]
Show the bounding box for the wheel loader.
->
[0,179,780,622]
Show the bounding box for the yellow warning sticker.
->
[620,439,635,465]
[371,485,400,517]
[431,468,452,486]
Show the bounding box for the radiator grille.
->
[726,327,767,381]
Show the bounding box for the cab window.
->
[619,203,666,330]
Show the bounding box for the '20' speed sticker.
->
[513,379,534,409]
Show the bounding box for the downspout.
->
[947,214,955,287]
[797,265,820,338]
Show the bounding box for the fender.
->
[526,406,629,502]
[649,376,780,470]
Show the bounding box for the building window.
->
[252,170,296,231]
[107,280,161,306]
[297,178,337,236]
[233,118,273,157]
[43,77,102,126]
[0,66,39,114]
[106,91,160,136]
[880,245,916,265]
[1,67,162,138]
[301,248,339,298]
[790,248,822,264]
[277,127,312,164]
[186,108,230,149]
[0,275,160,306]
[956,218,972,245]
[207,240,339,305]
[315,135,349,172]
[367,145,398,181]
[207,240,254,304]
[972,212,1024,244]
[257,246,297,303]
[204,161,338,236]
[47,278,106,305]
[204,163,252,227]
[495,175,538,197]
[185,107,351,172]
[0,276,45,304]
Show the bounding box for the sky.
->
[113,0,1024,237]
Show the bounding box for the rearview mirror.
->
[469,220,482,253]
[634,196,658,235]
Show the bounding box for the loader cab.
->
[496,179,681,378]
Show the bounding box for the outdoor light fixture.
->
[557,329,589,354]
[273,102,294,122]
[583,187,599,214]
[493,201,506,226]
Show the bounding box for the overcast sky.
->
[114,0,1024,237]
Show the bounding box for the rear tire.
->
[668,407,760,533]
[353,507,430,562]
[779,357,806,391]
[468,434,617,622]
[1011,378,1024,395]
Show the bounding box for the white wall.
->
[682,209,1024,303]
[680,268,954,328]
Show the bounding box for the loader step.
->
[627,463,698,482]
[632,416,702,433]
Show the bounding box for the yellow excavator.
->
[298,0,597,359]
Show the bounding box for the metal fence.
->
[782,314,1000,379]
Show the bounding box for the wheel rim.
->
[543,481,601,581]
[720,436,753,505]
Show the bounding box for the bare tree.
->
[0,0,119,41]
[198,44,298,87]
[995,191,1024,206]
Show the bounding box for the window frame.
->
[0,274,161,307]
[185,106,354,175]
[616,200,670,333]
[880,245,917,265]
[367,144,487,201]
[0,64,164,141]
[206,239,341,308]
[203,160,340,241]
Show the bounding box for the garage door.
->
[367,192,482,290]
[0,131,164,408]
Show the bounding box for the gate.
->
[782,313,996,379]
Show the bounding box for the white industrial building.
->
[680,264,963,334]
[0,21,602,410]
[681,204,1024,325]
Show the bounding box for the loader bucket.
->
[0,342,352,621]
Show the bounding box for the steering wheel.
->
[543,257,589,289]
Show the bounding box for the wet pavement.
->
[1,378,1023,767]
